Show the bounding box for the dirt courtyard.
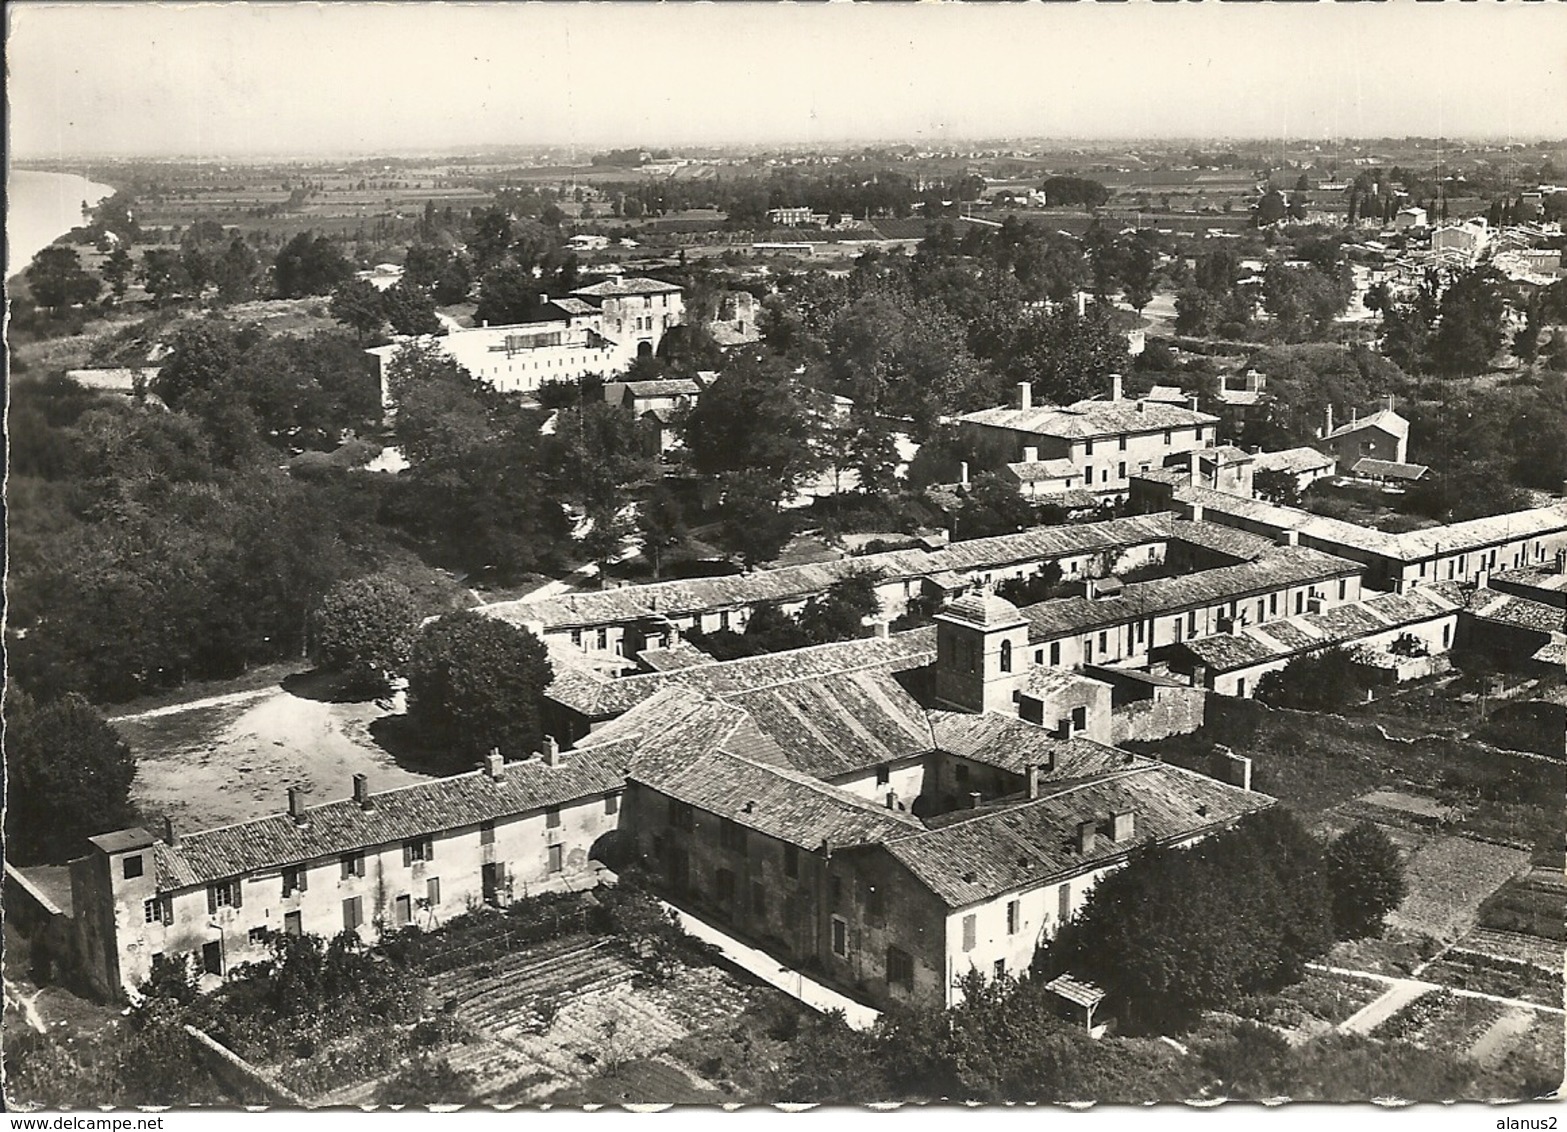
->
[115,679,436,832]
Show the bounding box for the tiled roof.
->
[153,744,634,892]
[723,668,935,779]
[492,514,1203,632]
[636,747,922,850]
[622,379,702,398]
[1003,458,1079,484]
[1252,447,1335,476]
[1145,385,1188,404]
[940,592,1025,629]
[928,711,1146,780]
[1171,485,1567,563]
[959,399,1218,441]
[547,297,598,316]
[1350,458,1429,481]
[636,639,718,672]
[1165,520,1277,562]
[571,277,684,297]
[1463,588,1566,635]
[1325,409,1408,441]
[881,764,1272,908]
[1018,546,1361,640]
[546,627,937,719]
[1179,584,1465,672]
[1491,567,1567,597]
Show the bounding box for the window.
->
[604,792,621,816]
[999,639,1012,673]
[751,882,767,919]
[994,959,1007,981]
[1187,610,1197,637]
[1236,678,1247,698]
[1257,599,1266,622]
[1084,638,1093,663]
[1294,591,1304,614]
[570,628,582,647]
[716,868,736,903]
[1083,464,1092,484]
[830,875,843,906]
[546,806,562,830]
[343,896,364,932]
[1163,430,1173,446]
[1118,462,1126,480]
[1135,620,1146,645]
[1085,439,1095,456]
[831,915,849,958]
[403,837,434,865]
[1269,594,1278,615]
[876,764,891,787]
[284,911,302,937]
[1006,899,1021,935]
[596,628,608,650]
[1049,642,1061,666]
[1098,630,1108,654]
[1338,579,1347,601]
[427,877,442,907]
[1118,435,1128,452]
[283,867,308,897]
[1058,883,1071,923]
[123,854,144,880]
[719,818,747,854]
[480,819,495,846]
[208,880,241,912]
[341,852,366,879]
[719,610,731,631]
[144,898,163,924]
[249,926,270,946]
[669,799,694,832]
[783,844,799,879]
[1443,626,1451,648]
[962,914,976,952]
[887,946,914,990]
[1072,705,1087,732]
[548,844,564,874]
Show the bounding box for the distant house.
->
[603,377,704,454]
[1349,458,1428,488]
[66,367,161,397]
[355,263,404,291]
[1252,447,1336,495]
[1317,405,1409,467]
[568,234,611,252]
[958,375,1219,503]
[1393,207,1427,231]
[767,207,815,227]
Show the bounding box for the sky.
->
[8,1,1567,159]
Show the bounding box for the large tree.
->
[310,576,420,696]
[679,353,827,503]
[405,611,554,762]
[273,232,353,298]
[4,689,138,864]
[25,246,102,311]
[1325,822,1408,940]
[330,279,387,341]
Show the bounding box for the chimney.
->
[1277,529,1300,547]
[540,292,550,306]
[1076,819,1098,855]
[288,787,308,827]
[1190,663,1209,688]
[1190,503,1205,524]
[1136,399,1146,413]
[1350,406,1358,424]
[1017,382,1032,412]
[1111,809,1136,842]
[1077,291,1087,317]
[968,791,983,810]
[1055,717,1073,740]
[1325,404,1334,436]
[163,815,178,847]
[484,748,505,780]
[959,460,970,487]
[481,319,489,329]
[1187,395,1200,413]
[353,774,374,811]
[542,735,562,767]
[1023,445,1039,464]
[873,620,890,639]
[1211,745,1252,791]
[1027,762,1052,800]
[1110,374,1123,403]
[885,791,899,810]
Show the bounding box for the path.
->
[1337,978,1431,1036]
[1470,1006,1536,1069]
[1308,962,1566,1019]
[106,685,277,723]
[4,978,46,1034]
[662,902,881,1031]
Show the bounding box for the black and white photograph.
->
[4,0,1565,1114]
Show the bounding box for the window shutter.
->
[232,881,243,910]
[403,843,413,867]
[299,868,308,893]
[162,896,174,923]
[356,856,366,878]
[425,838,434,862]
[208,886,217,915]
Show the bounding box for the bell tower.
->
[934,591,1030,714]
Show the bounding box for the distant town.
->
[6,132,1566,1107]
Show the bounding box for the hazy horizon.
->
[8,1,1567,160]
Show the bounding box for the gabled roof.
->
[571,277,684,298]
[1252,447,1336,476]
[959,399,1217,441]
[1350,458,1428,482]
[1324,409,1409,442]
[881,764,1271,908]
[1002,458,1079,484]
[928,711,1145,780]
[1462,588,1565,635]
[940,592,1025,630]
[1018,546,1361,641]
[621,379,701,399]
[153,744,633,891]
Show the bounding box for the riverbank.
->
[6,169,116,278]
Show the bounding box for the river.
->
[6,169,116,278]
